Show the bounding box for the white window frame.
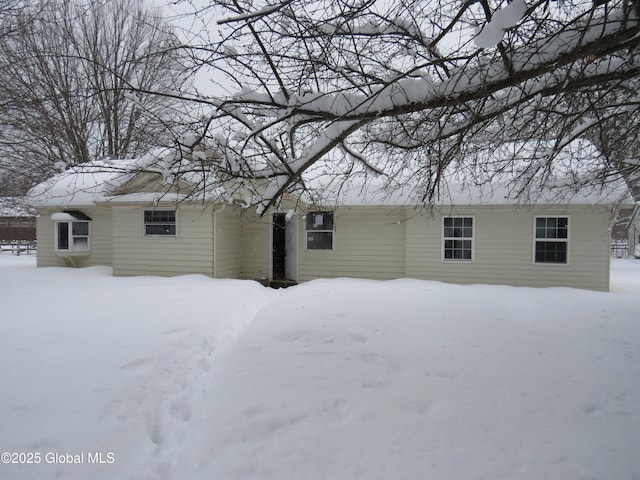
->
[143,209,177,237]
[305,211,334,250]
[442,216,474,262]
[533,216,570,265]
[54,220,90,253]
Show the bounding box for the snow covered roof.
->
[312,177,634,208]
[26,157,633,210]
[25,150,219,207]
[26,159,141,207]
[51,211,93,221]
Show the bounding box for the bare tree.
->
[160,0,640,212]
[0,0,192,193]
[0,0,30,40]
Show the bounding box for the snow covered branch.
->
[172,0,640,211]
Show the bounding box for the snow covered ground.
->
[0,253,639,480]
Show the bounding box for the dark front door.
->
[272,213,286,280]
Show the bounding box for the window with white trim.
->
[144,210,176,236]
[306,211,334,250]
[534,216,569,264]
[443,216,473,261]
[52,211,91,253]
[56,221,90,252]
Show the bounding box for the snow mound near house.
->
[1,254,639,479]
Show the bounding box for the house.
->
[26,158,633,291]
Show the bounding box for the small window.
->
[443,217,473,261]
[534,216,569,264]
[56,221,90,252]
[306,211,334,250]
[144,210,176,236]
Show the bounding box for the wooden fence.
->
[0,240,37,255]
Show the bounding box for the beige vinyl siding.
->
[405,205,612,291]
[35,200,613,291]
[35,214,60,267]
[35,206,112,268]
[298,206,405,281]
[213,206,242,278]
[111,204,214,277]
[240,211,270,281]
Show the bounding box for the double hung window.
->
[144,210,176,236]
[443,217,474,261]
[534,217,569,264]
[306,211,334,250]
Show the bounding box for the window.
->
[56,222,90,251]
[144,210,176,236]
[534,216,569,264]
[306,211,334,250]
[52,211,91,253]
[443,216,473,261]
